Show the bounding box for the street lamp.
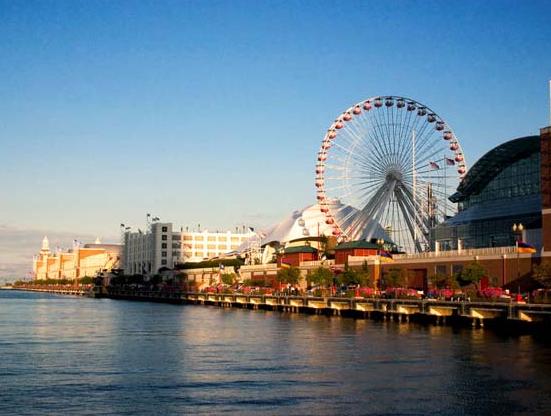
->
[376,239,384,254]
[512,223,524,280]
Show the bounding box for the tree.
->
[308,267,333,287]
[430,273,457,289]
[127,274,144,286]
[457,262,486,288]
[339,266,359,286]
[149,274,163,287]
[531,264,551,288]
[221,273,237,286]
[339,262,371,286]
[79,276,94,285]
[385,269,407,288]
[277,267,301,285]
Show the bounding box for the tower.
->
[40,236,50,255]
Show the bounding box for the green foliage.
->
[430,273,458,289]
[79,276,94,285]
[340,261,373,287]
[175,258,244,270]
[457,262,486,287]
[532,264,551,288]
[221,273,237,286]
[308,267,333,287]
[242,279,253,287]
[148,274,162,286]
[384,269,407,288]
[277,267,301,285]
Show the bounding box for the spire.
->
[41,235,49,251]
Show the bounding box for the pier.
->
[13,286,90,296]
[103,289,551,328]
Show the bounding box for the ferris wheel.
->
[315,96,467,253]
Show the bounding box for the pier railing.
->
[393,246,518,260]
[102,289,551,326]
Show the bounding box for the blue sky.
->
[1,0,551,277]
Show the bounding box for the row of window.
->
[462,153,540,210]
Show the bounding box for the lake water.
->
[1,290,550,415]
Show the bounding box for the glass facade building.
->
[432,136,541,250]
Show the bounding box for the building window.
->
[162,235,167,240]
[162,226,168,232]
[162,251,167,257]
[162,243,167,249]
[161,259,167,265]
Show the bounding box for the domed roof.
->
[450,135,539,202]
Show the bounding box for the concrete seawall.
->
[101,289,551,331]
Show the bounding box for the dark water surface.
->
[1,291,550,415]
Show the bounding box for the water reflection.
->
[1,291,550,415]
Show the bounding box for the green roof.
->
[283,245,318,254]
[335,240,380,250]
[450,136,539,203]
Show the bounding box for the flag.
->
[280,261,291,269]
[445,157,455,166]
[429,161,440,169]
[517,241,536,253]
[380,250,394,262]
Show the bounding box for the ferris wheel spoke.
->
[394,189,424,253]
[330,139,389,177]
[337,123,389,171]
[364,109,393,166]
[395,110,421,165]
[398,113,430,167]
[348,115,390,169]
[372,108,397,165]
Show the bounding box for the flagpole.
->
[412,129,417,251]
[444,153,447,218]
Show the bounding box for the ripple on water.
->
[1,291,551,415]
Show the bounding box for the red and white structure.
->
[315,96,467,253]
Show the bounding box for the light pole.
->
[512,223,524,281]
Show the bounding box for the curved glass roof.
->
[450,135,540,202]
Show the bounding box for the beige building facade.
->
[123,222,254,275]
[33,236,121,280]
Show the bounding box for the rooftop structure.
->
[433,135,542,250]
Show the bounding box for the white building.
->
[123,222,254,275]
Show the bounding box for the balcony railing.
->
[393,246,519,260]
